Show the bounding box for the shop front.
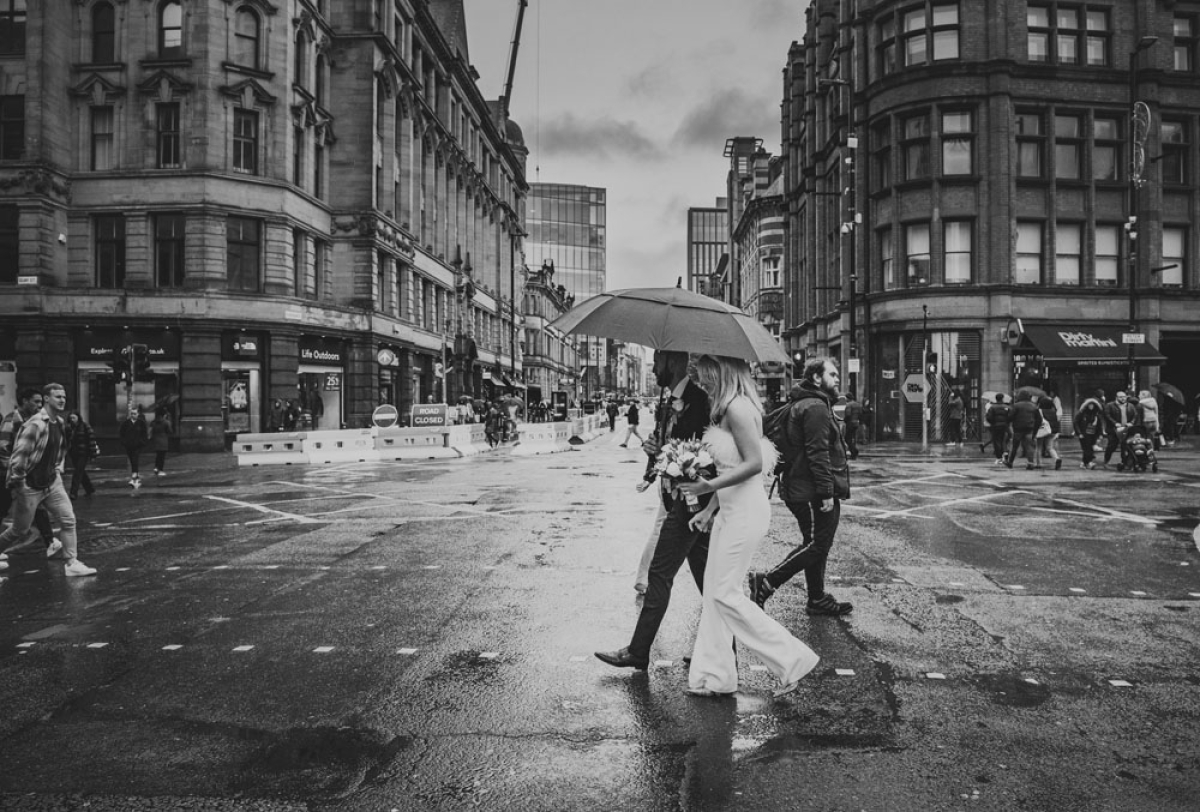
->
[75,328,181,449]
[222,332,263,447]
[871,329,982,443]
[297,334,346,430]
[1013,325,1166,422]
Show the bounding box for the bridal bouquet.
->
[652,438,716,512]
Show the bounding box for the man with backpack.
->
[981,393,1012,463]
[748,356,852,617]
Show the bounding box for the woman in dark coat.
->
[65,411,98,498]
[118,405,148,488]
[151,410,173,475]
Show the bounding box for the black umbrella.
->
[147,393,180,413]
[1014,385,1047,402]
[1151,382,1185,405]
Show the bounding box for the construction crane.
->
[500,0,528,120]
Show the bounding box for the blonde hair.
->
[693,355,763,423]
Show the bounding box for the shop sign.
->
[299,335,345,365]
[411,403,449,427]
[223,332,262,360]
[76,330,181,362]
[1121,333,1146,345]
[323,372,341,391]
[377,347,398,367]
[902,373,927,403]
[881,369,896,379]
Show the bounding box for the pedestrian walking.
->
[0,383,96,577]
[1102,391,1137,466]
[595,350,713,671]
[843,392,862,460]
[747,356,854,617]
[65,411,99,498]
[675,355,820,697]
[1073,391,1105,469]
[946,389,964,447]
[118,405,148,488]
[0,387,60,558]
[150,410,173,475]
[605,399,619,432]
[1005,391,1043,469]
[1036,395,1061,469]
[1135,390,1161,450]
[982,394,1012,463]
[619,398,645,447]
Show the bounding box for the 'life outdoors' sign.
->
[410,404,449,427]
[902,373,928,403]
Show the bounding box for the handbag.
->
[1036,422,1051,439]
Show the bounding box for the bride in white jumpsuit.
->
[678,355,820,697]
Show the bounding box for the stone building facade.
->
[0,0,527,450]
[784,0,1200,441]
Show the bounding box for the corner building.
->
[785,0,1200,442]
[0,0,527,450]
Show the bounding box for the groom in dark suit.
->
[596,350,713,670]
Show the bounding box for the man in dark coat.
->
[596,350,712,670]
[1004,391,1043,469]
[748,356,853,616]
[982,394,1012,462]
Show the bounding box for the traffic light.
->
[791,350,805,379]
[132,343,154,381]
[434,362,444,379]
[108,346,130,382]
[926,352,939,375]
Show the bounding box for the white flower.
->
[695,450,713,468]
[665,462,683,478]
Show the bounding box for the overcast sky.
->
[463,0,804,291]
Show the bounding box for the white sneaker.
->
[132,478,142,489]
[64,559,97,577]
[0,559,7,571]
[46,538,63,558]
[155,470,165,477]
[0,552,7,561]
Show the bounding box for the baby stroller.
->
[1117,425,1158,473]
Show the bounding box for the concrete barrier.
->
[512,421,572,456]
[375,426,458,460]
[303,428,381,464]
[446,423,493,457]
[235,432,309,466]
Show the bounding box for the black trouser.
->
[948,418,962,444]
[985,427,1008,458]
[628,495,710,661]
[1007,429,1036,465]
[1103,431,1123,464]
[1079,433,1098,466]
[125,447,141,476]
[845,422,860,458]
[154,450,167,471]
[68,453,94,496]
[766,499,842,601]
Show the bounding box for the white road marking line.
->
[478,652,500,661]
[86,643,108,649]
[203,495,322,524]
[873,490,1030,519]
[1049,497,1159,526]
[854,473,966,490]
[1068,588,1086,594]
[653,659,673,668]
[313,646,334,653]
[16,642,35,648]
[1130,591,1147,597]
[926,672,947,680]
[1004,585,1026,591]
[1108,679,1133,687]
[232,645,254,652]
[162,645,183,651]
[835,668,856,676]
[397,648,418,655]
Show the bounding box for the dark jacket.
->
[780,381,850,503]
[1009,399,1043,432]
[843,399,862,424]
[985,401,1013,428]
[1074,398,1104,436]
[65,418,98,461]
[150,415,172,451]
[1103,400,1137,434]
[119,415,148,451]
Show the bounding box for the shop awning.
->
[1019,325,1166,366]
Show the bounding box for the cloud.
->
[747,0,798,32]
[625,62,676,98]
[672,89,779,152]
[539,112,665,161]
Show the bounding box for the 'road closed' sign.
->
[411,404,449,427]
[902,373,928,403]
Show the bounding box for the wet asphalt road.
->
[0,432,1198,811]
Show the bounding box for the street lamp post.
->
[1127,35,1158,392]
[922,304,929,452]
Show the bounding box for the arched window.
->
[159,0,182,59]
[314,53,326,106]
[294,30,308,88]
[92,1,115,63]
[233,7,259,69]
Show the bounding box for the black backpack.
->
[763,401,798,477]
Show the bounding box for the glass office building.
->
[525,184,607,302]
